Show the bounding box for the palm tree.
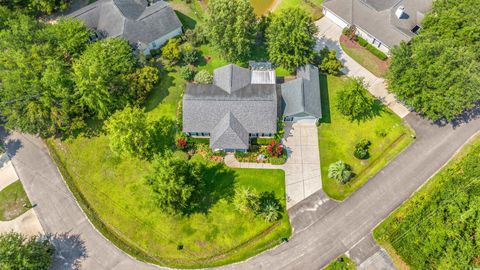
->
[261,200,281,222]
[328,161,352,184]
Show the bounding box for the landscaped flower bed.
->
[234,140,287,165]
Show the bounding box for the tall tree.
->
[0,232,55,270]
[1,0,68,15]
[387,0,480,121]
[336,77,376,122]
[73,38,137,119]
[266,8,317,72]
[206,0,256,61]
[0,13,89,136]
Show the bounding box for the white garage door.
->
[324,9,349,29]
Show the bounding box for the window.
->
[411,25,421,34]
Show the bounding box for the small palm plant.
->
[233,187,260,213]
[261,200,281,222]
[328,161,352,184]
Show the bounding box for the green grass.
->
[374,134,480,270]
[318,75,414,200]
[0,180,32,221]
[275,0,323,20]
[324,255,356,270]
[48,56,291,267]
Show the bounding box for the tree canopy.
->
[0,232,54,270]
[0,0,68,15]
[387,0,480,121]
[146,152,205,215]
[336,77,378,122]
[266,8,317,72]
[206,0,256,61]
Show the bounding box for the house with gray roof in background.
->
[322,0,432,53]
[183,63,322,152]
[69,0,182,55]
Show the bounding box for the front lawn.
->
[318,75,414,200]
[339,35,389,77]
[47,54,291,268]
[373,134,480,269]
[0,180,32,221]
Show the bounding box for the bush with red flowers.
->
[176,137,188,150]
[267,140,283,158]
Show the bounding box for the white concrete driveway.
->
[315,18,410,118]
[282,123,322,208]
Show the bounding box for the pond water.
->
[250,0,276,15]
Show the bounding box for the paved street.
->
[3,112,479,269]
[315,18,410,118]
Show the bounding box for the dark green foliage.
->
[375,139,480,269]
[181,43,199,65]
[355,36,387,60]
[1,0,67,15]
[127,66,160,105]
[318,47,343,75]
[146,151,205,215]
[356,36,368,47]
[266,8,317,72]
[73,38,137,120]
[258,191,282,222]
[353,139,370,160]
[180,65,196,81]
[206,0,256,61]
[0,12,91,136]
[336,78,381,122]
[0,232,54,270]
[387,0,480,121]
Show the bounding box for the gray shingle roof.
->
[69,0,182,47]
[281,65,322,118]
[183,64,278,143]
[323,0,432,48]
[210,112,250,150]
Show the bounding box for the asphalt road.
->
[2,112,479,270]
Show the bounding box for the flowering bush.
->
[176,137,188,150]
[267,141,283,158]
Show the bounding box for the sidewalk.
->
[315,18,410,118]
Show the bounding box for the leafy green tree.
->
[73,38,136,119]
[181,43,199,65]
[0,12,88,136]
[127,66,159,105]
[0,232,54,270]
[206,0,256,61]
[194,70,213,84]
[43,18,93,59]
[180,65,196,81]
[260,199,281,222]
[233,186,260,213]
[104,106,153,159]
[336,77,376,121]
[266,8,317,72]
[1,0,68,15]
[387,0,480,121]
[146,152,205,214]
[328,161,352,184]
[318,47,343,75]
[161,38,181,64]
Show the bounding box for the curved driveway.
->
[3,112,480,270]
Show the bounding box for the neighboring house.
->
[182,63,322,152]
[69,0,183,55]
[323,0,432,53]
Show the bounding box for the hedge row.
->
[356,36,388,60]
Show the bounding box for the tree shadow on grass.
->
[175,10,197,30]
[188,163,236,215]
[352,99,387,123]
[319,74,331,124]
[144,72,175,113]
[48,232,88,270]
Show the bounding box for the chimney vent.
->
[395,6,405,19]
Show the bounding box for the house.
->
[69,0,183,55]
[322,0,432,53]
[182,63,321,152]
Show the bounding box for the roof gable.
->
[213,64,252,94]
[281,65,321,118]
[210,112,250,150]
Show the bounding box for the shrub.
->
[161,38,181,64]
[267,140,284,158]
[233,186,260,213]
[375,128,388,137]
[0,232,55,270]
[181,43,199,65]
[184,26,207,46]
[365,43,388,60]
[194,70,213,84]
[318,47,343,75]
[328,161,352,184]
[176,137,188,150]
[356,36,368,47]
[353,139,371,160]
[127,66,159,105]
[259,195,281,222]
[173,150,189,160]
[336,77,376,122]
[269,157,286,165]
[234,151,249,158]
[180,65,195,81]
